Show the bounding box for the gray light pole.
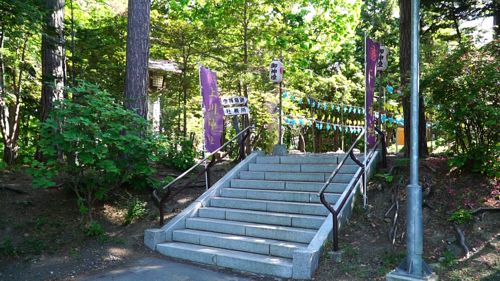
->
[386,0,436,280]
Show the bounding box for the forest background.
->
[0,0,498,223]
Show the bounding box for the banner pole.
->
[279,82,283,145]
[363,33,368,208]
[198,65,209,190]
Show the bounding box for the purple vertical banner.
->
[365,37,380,148]
[200,66,224,152]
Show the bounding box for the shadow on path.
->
[81,257,258,281]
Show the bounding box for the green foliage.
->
[0,159,6,171]
[159,139,196,171]
[0,237,17,257]
[69,3,127,98]
[124,197,148,225]
[440,249,458,267]
[149,0,366,153]
[394,158,410,167]
[375,173,394,183]
[249,91,278,153]
[423,42,499,178]
[0,0,43,165]
[448,209,473,225]
[84,222,105,237]
[377,251,406,275]
[20,238,46,255]
[152,176,174,190]
[30,81,157,223]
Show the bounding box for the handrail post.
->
[204,162,210,190]
[332,213,339,251]
[204,161,209,190]
[375,127,387,168]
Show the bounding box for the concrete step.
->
[248,163,359,173]
[198,207,325,229]
[185,217,317,243]
[230,179,348,192]
[239,171,354,183]
[220,187,339,203]
[172,229,307,258]
[256,155,364,164]
[157,242,293,278]
[209,197,329,216]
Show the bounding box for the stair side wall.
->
[144,151,263,250]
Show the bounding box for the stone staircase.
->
[145,151,379,279]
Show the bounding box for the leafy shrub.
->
[159,139,196,171]
[422,42,499,178]
[30,81,157,223]
[448,209,473,225]
[84,222,105,237]
[374,173,394,183]
[152,176,174,190]
[21,238,46,255]
[124,197,148,225]
[440,249,457,267]
[0,238,17,257]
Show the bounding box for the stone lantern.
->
[148,59,181,132]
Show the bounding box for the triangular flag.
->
[386,85,394,94]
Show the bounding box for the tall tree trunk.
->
[41,0,65,122]
[399,0,427,158]
[182,62,188,139]
[0,33,27,165]
[242,0,251,153]
[494,1,500,39]
[124,0,151,118]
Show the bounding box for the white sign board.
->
[269,60,284,83]
[377,46,388,71]
[221,96,248,106]
[223,106,250,116]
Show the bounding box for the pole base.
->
[386,260,437,281]
[272,144,288,156]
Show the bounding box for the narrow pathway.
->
[81,257,258,281]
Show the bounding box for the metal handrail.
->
[318,128,386,252]
[154,125,253,225]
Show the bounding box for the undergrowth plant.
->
[124,197,148,225]
[448,209,473,225]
